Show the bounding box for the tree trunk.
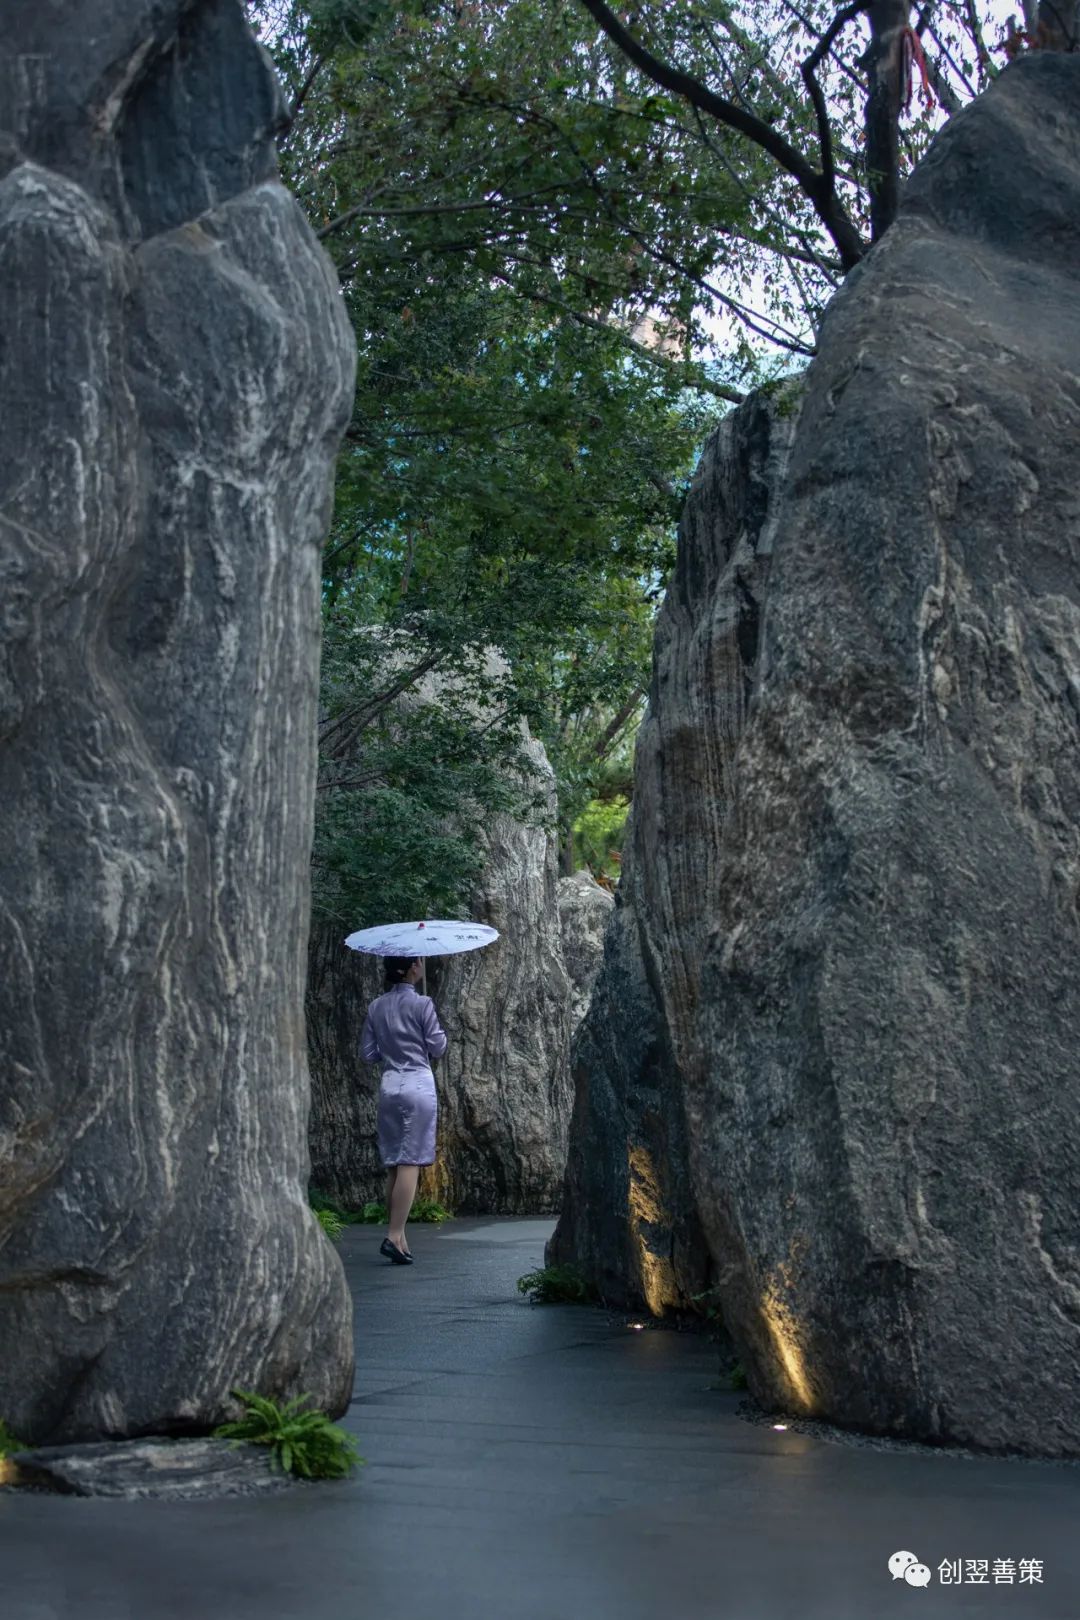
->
[863,0,911,241]
[1037,0,1079,48]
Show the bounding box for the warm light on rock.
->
[627,1144,678,1316]
[759,1278,813,1414]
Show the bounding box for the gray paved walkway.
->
[4,1217,1079,1619]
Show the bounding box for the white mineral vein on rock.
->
[0,0,356,1442]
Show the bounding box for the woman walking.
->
[360,955,448,1265]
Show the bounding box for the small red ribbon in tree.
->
[901,26,936,112]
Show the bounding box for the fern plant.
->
[313,1205,344,1242]
[517,1263,595,1304]
[214,1391,363,1479]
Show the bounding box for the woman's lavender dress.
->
[361,984,448,1166]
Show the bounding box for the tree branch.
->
[593,690,646,761]
[487,272,747,402]
[961,0,995,76]
[317,178,592,236]
[282,53,326,136]
[399,531,418,598]
[801,1,869,189]
[920,27,964,112]
[926,15,978,99]
[781,0,868,92]
[318,650,446,754]
[511,100,819,352]
[317,772,385,794]
[577,0,866,269]
[687,107,842,285]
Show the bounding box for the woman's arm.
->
[420,997,448,1060]
[360,1012,381,1064]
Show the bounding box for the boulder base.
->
[9,1439,292,1499]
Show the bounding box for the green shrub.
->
[360,1198,452,1224]
[310,1189,372,1226]
[729,1362,749,1391]
[214,1391,363,1480]
[0,1419,25,1458]
[757,372,806,418]
[310,1190,453,1227]
[572,793,630,882]
[314,1205,344,1242]
[690,1285,723,1323]
[309,1188,340,1213]
[517,1263,596,1304]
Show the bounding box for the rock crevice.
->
[308,728,573,1215]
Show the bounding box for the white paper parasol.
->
[343,919,499,957]
[344,918,499,995]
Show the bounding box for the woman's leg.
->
[385,1166,411,1254]
[388,1164,420,1250]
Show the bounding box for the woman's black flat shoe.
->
[380,1238,413,1265]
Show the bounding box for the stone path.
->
[4,1218,1079,1619]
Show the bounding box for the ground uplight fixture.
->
[628,1322,645,1331]
[772,1423,789,1431]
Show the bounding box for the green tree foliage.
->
[262,0,1005,356]
[251,0,1009,909]
[314,613,545,925]
[573,792,631,882]
[252,0,724,907]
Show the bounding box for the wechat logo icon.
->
[889,1551,932,1588]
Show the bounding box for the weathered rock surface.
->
[308,734,573,1214]
[554,54,1080,1454]
[557,870,614,1031]
[550,391,799,1312]
[10,1439,290,1499]
[0,1,356,1443]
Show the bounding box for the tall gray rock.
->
[558,870,614,1032]
[308,736,573,1214]
[554,55,1080,1454]
[550,392,799,1312]
[0,1,356,1443]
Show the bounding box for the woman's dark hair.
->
[383,955,419,990]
